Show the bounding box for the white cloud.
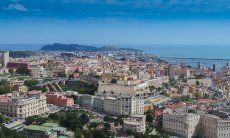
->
[2,3,28,12]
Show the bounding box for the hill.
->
[41,43,99,52]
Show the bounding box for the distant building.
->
[200,114,230,138]
[163,111,200,138]
[123,115,146,133]
[168,64,177,81]
[13,85,28,93]
[103,95,144,116]
[46,92,74,107]
[77,94,144,116]
[2,51,9,68]
[213,63,221,72]
[25,124,57,138]
[25,123,73,138]
[0,91,47,118]
[7,62,30,69]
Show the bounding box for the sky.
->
[1,0,230,45]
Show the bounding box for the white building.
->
[0,91,47,118]
[123,115,146,133]
[2,51,9,68]
[104,97,119,115]
[200,114,230,138]
[163,112,200,138]
[169,64,177,81]
[103,95,144,116]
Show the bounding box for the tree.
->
[74,128,83,138]
[117,116,124,125]
[0,114,9,124]
[16,67,30,75]
[194,92,202,99]
[0,80,11,95]
[126,129,134,136]
[25,115,48,125]
[110,78,117,83]
[79,113,90,124]
[8,69,14,74]
[103,116,113,122]
[24,79,39,88]
[90,122,99,128]
[146,113,153,124]
[0,130,5,138]
[92,130,107,138]
[104,122,111,131]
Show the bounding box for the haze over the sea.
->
[1,44,230,60]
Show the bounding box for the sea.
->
[0,44,230,68]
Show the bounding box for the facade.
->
[2,51,9,68]
[200,114,230,138]
[163,112,200,138]
[103,95,144,116]
[123,115,146,133]
[118,95,144,116]
[168,64,177,81]
[46,92,74,107]
[16,85,28,93]
[25,125,57,138]
[78,94,144,116]
[77,94,104,111]
[7,62,30,69]
[0,91,47,118]
[25,123,62,138]
[104,97,119,115]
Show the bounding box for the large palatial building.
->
[200,114,230,138]
[163,110,230,138]
[163,111,200,138]
[103,94,144,116]
[0,91,47,118]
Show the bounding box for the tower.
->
[169,64,176,81]
[2,51,9,68]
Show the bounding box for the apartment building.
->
[123,115,146,133]
[104,96,119,115]
[200,114,230,138]
[46,92,74,107]
[78,94,144,116]
[103,95,144,116]
[163,112,200,138]
[76,94,104,111]
[0,91,47,118]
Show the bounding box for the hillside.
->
[41,43,99,52]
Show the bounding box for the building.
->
[1,51,9,68]
[163,112,200,138]
[118,95,144,116]
[7,62,30,69]
[78,94,144,116]
[13,85,28,93]
[25,123,73,138]
[200,114,230,138]
[123,115,146,133]
[25,124,57,138]
[103,95,144,116]
[0,91,47,118]
[104,96,119,115]
[168,64,177,81]
[46,92,74,107]
[213,63,221,72]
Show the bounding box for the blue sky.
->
[1,0,230,45]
